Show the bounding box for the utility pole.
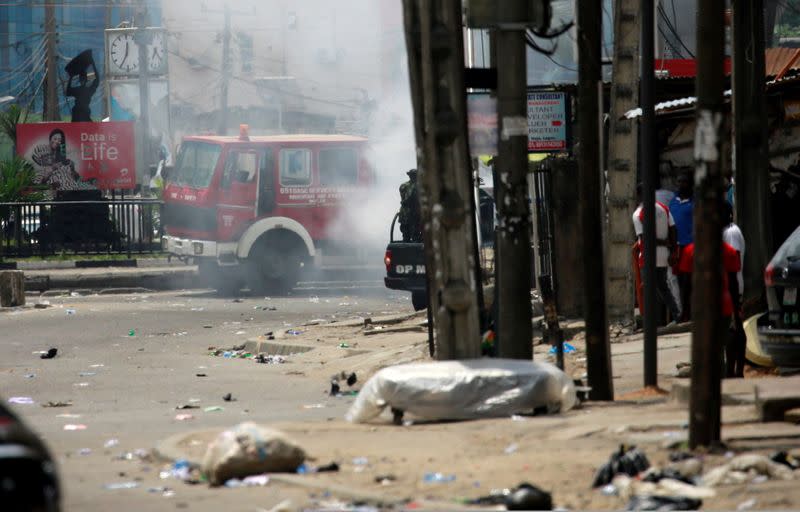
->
[577,0,614,399]
[495,14,533,360]
[44,2,59,121]
[640,0,659,388]
[690,0,727,449]
[136,7,151,187]
[402,0,481,360]
[218,5,232,135]
[606,0,640,321]
[103,3,113,120]
[732,0,771,317]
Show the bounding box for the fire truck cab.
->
[162,130,373,292]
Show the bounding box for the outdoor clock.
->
[108,31,139,75]
[106,28,168,77]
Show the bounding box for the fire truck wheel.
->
[249,236,305,295]
[411,290,428,311]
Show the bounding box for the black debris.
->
[316,462,340,473]
[346,372,357,387]
[626,495,702,511]
[592,445,651,488]
[40,348,57,360]
[222,393,234,402]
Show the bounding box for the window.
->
[280,148,311,187]
[237,32,253,73]
[172,142,222,188]
[319,148,358,186]
[221,151,258,188]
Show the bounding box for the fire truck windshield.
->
[172,141,222,188]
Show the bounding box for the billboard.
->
[527,91,569,152]
[17,122,136,191]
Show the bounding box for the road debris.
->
[104,481,140,490]
[255,354,286,364]
[375,474,396,485]
[175,404,199,410]
[63,424,87,431]
[224,474,269,487]
[548,342,577,355]
[40,348,58,359]
[203,406,224,413]
[346,359,577,424]
[202,422,306,486]
[175,414,194,421]
[104,439,120,448]
[8,397,34,405]
[625,495,701,511]
[222,393,234,402]
[592,445,651,488]
[702,454,795,486]
[423,472,455,483]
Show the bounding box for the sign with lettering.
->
[527,91,569,152]
[17,121,136,190]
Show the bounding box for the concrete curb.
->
[22,267,198,292]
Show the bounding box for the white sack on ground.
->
[345,359,577,423]
[202,422,306,486]
[701,454,794,487]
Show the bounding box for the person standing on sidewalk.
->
[722,200,746,377]
[677,224,743,377]
[670,171,695,320]
[633,184,681,324]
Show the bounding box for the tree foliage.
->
[0,157,43,205]
[0,105,27,145]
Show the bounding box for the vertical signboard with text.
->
[527,91,569,152]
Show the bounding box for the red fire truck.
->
[161,129,374,292]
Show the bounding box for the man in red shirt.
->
[677,238,743,377]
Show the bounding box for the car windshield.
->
[771,225,800,267]
[172,142,222,188]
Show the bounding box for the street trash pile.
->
[202,422,306,486]
[594,447,714,510]
[594,447,800,510]
[345,359,577,424]
[208,347,287,365]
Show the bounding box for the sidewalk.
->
[151,317,800,510]
[3,258,200,292]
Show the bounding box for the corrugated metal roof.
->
[765,47,800,78]
[624,90,732,119]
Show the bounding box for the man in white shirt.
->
[633,184,681,323]
[722,201,745,300]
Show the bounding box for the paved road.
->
[0,286,412,511]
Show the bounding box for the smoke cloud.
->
[163,0,416,263]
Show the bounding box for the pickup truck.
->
[383,213,428,311]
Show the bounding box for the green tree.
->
[0,157,44,206]
[0,104,27,148]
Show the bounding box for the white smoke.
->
[163,0,416,257]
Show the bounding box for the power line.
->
[657,3,695,58]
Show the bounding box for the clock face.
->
[109,33,139,73]
[148,32,166,73]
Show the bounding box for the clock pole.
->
[136,8,151,189]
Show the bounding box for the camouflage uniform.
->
[398,170,423,242]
